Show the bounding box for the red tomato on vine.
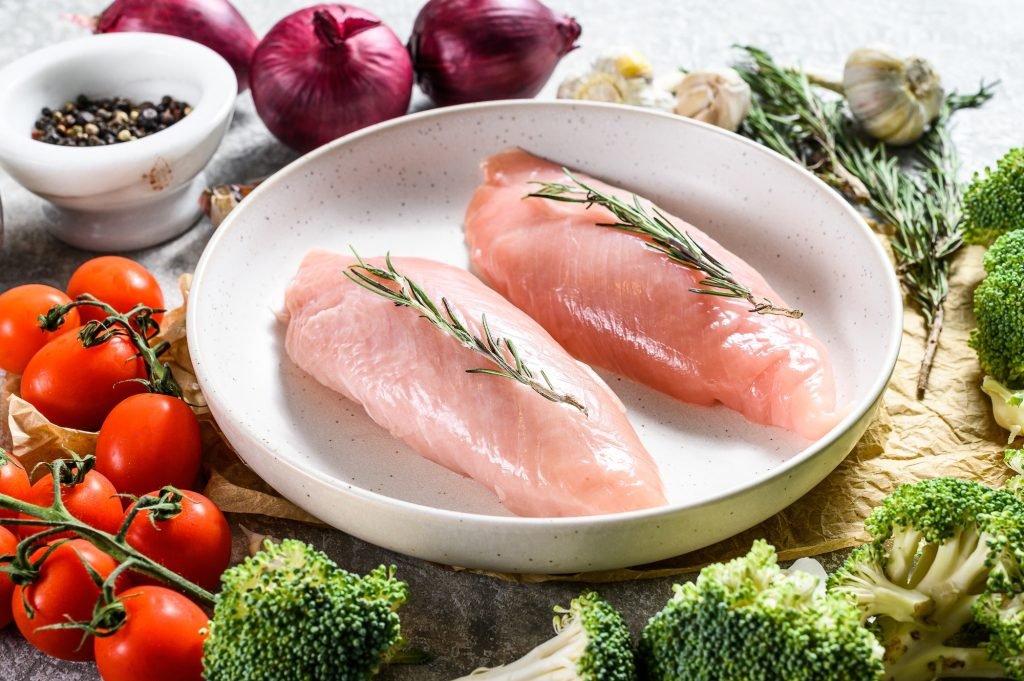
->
[18,467,123,541]
[124,489,230,592]
[12,540,128,661]
[66,256,164,326]
[20,329,147,431]
[93,585,208,681]
[0,284,80,374]
[95,394,202,496]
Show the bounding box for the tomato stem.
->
[0,456,214,606]
[38,296,183,399]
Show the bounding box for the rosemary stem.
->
[917,303,945,400]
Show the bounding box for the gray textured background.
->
[0,0,1022,678]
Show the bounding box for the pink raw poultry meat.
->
[284,251,666,517]
[464,149,842,440]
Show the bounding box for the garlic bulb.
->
[843,46,944,146]
[557,49,675,111]
[672,68,751,132]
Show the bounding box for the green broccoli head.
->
[984,229,1024,275]
[964,147,1024,245]
[969,254,1024,390]
[828,477,1024,681]
[638,540,884,681]
[453,591,635,681]
[203,539,410,681]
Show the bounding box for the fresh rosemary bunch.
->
[345,252,588,414]
[734,45,868,201]
[527,171,803,318]
[734,44,994,398]
[835,87,995,398]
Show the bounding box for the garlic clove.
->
[843,46,944,146]
[558,72,627,103]
[557,48,675,111]
[673,68,751,132]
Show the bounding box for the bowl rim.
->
[188,99,903,529]
[0,32,236,168]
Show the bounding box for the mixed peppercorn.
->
[31,94,191,147]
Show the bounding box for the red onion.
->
[95,0,259,92]
[408,0,581,106]
[250,5,413,154]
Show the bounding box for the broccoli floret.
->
[969,266,1024,390]
[828,478,1024,681]
[984,230,1024,274]
[453,592,635,681]
[964,147,1024,245]
[1009,449,1024,498]
[638,540,884,681]
[970,230,1024,443]
[203,539,411,681]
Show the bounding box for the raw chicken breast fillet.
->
[465,149,842,440]
[284,251,666,517]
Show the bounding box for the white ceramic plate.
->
[188,101,901,573]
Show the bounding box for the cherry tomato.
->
[0,451,30,521]
[18,468,123,541]
[13,539,127,661]
[67,257,164,326]
[20,329,147,431]
[95,394,202,496]
[0,284,80,374]
[125,490,230,592]
[94,586,207,681]
[0,526,18,628]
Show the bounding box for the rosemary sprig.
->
[733,43,995,398]
[344,252,588,415]
[526,171,803,318]
[833,84,995,397]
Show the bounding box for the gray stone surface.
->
[0,0,1021,679]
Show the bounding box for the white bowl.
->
[188,101,902,573]
[0,33,236,251]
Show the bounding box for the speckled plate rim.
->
[189,100,902,532]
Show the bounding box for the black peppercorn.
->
[31,94,191,147]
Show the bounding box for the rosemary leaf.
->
[526,171,803,318]
[344,251,588,415]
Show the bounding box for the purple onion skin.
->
[96,0,258,92]
[408,0,581,106]
[250,4,413,154]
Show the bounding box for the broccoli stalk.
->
[202,538,413,681]
[828,546,932,623]
[452,592,635,681]
[970,230,1024,443]
[982,377,1024,444]
[964,147,1024,245]
[639,540,885,681]
[828,478,1024,681]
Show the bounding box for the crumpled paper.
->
[2,249,1014,581]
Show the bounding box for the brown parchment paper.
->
[2,249,1014,582]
